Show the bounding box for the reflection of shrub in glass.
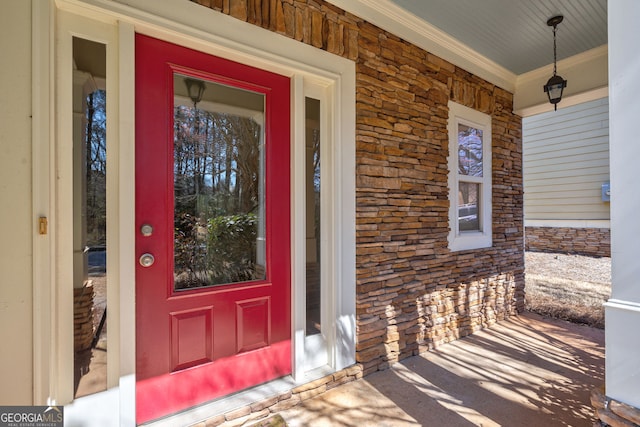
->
[174,213,260,289]
[207,213,260,285]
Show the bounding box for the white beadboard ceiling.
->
[389,0,607,75]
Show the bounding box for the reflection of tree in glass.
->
[311,128,321,260]
[173,105,263,288]
[174,212,210,285]
[457,125,483,177]
[86,90,107,247]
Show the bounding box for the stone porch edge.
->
[592,387,640,427]
[187,364,364,427]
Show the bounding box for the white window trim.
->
[50,9,124,407]
[447,101,492,251]
[35,0,355,424]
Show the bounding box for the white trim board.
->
[525,219,610,229]
[605,299,640,313]
[516,86,609,118]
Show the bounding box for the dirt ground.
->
[525,251,611,328]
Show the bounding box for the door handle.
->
[139,253,155,267]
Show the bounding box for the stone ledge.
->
[591,386,640,427]
[196,364,364,427]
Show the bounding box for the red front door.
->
[135,34,291,424]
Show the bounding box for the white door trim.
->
[36,0,355,424]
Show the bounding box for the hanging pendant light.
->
[543,15,567,111]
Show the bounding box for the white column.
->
[605,0,640,409]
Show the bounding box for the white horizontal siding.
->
[525,141,609,164]
[523,97,610,221]
[525,165,609,181]
[524,129,608,154]
[526,153,609,171]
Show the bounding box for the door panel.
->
[135,34,291,424]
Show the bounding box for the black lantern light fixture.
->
[543,15,567,111]
[184,78,206,108]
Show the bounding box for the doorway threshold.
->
[143,376,297,427]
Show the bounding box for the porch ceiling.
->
[389,0,607,75]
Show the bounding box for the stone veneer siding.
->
[525,226,611,258]
[189,0,524,423]
[353,26,524,374]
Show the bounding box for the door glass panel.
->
[173,74,266,290]
[305,97,321,336]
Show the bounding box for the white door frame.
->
[33,0,355,424]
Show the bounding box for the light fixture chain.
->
[553,25,558,76]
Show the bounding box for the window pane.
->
[458,124,483,177]
[73,37,108,398]
[305,97,321,336]
[173,74,266,290]
[458,181,480,232]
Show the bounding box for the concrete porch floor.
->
[276,312,604,427]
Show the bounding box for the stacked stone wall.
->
[190,0,525,423]
[74,282,95,352]
[525,226,610,257]
[354,22,523,375]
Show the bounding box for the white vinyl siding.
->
[523,97,610,221]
